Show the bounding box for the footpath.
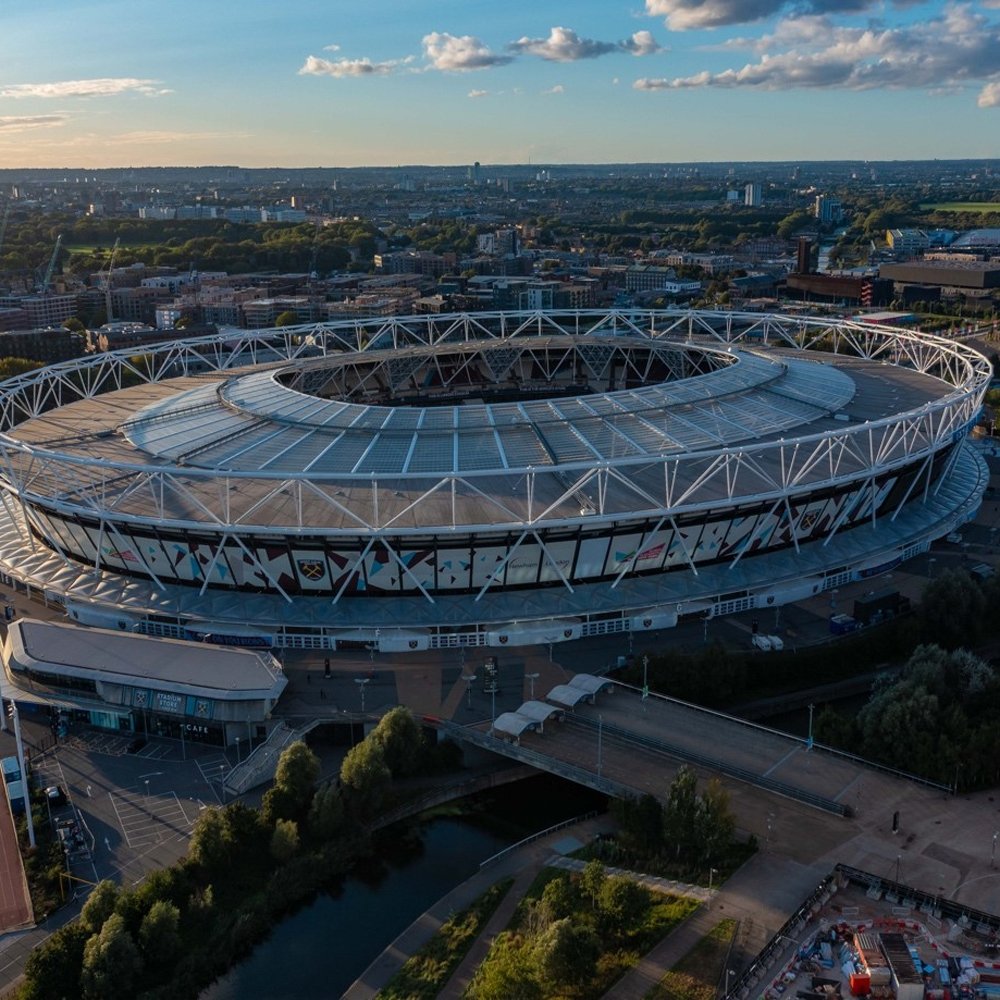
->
[342,814,614,1000]
[344,815,736,1000]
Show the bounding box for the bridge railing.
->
[436,720,631,799]
[478,811,599,869]
[565,715,850,817]
[611,680,952,793]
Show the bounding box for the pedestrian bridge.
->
[432,680,948,821]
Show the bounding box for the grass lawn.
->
[921,202,1000,213]
[646,918,738,1000]
[377,877,513,1000]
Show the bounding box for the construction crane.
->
[40,234,63,292]
[103,237,121,323]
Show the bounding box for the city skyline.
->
[1,0,1000,169]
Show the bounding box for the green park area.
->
[920,202,1000,213]
[646,919,738,1000]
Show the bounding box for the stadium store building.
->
[0,618,287,746]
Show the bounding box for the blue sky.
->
[1,0,999,167]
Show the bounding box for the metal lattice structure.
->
[0,309,989,650]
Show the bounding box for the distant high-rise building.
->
[796,237,813,275]
[744,183,763,208]
[814,195,843,225]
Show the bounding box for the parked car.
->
[767,634,784,651]
[44,785,66,807]
[751,634,773,651]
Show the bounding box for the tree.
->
[21,924,89,1000]
[80,913,142,999]
[696,778,735,863]
[340,738,392,817]
[81,880,120,933]
[139,900,180,966]
[270,818,300,862]
[274,310,300,327]
[0,357,43,382]
[261,785,299,827]
[535,918,600,988]
[597,876,649,934]
[187,806,231,873]
[371,706,423,777]
[308,782,345,840]
[579,859,606,910]
[539,871,577,921]
[274,741,321,808]
[62,317,85,332]
[664,766,700,860]
[921,570,986,649]
[613,793,664,855]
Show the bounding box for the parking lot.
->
[109,788,193,849]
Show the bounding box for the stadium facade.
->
[0,309,988,652]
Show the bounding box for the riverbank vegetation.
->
[379,878,514,1000]
[18,707,454,1000]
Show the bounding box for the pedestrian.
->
[320,688,326,700]
[324,657,331,679]
[86,785,92,797]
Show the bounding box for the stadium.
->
[0,309,989,652]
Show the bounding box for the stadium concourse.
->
[0,309,988,656]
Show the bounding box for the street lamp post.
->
[895,854,902,884]
[235,736,242,765]
[462,673,477,711]
[642,655,649,701]
[597,714,603,778]
[992,831,998,868]
[807,702,815,750]
[525,672,539,700]
[709,867,718,892]
[144,779,150,799]
[725,968,736,997]
[355,677,371,713]
[8,702,34,848]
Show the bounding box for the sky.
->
[1,0,999,168]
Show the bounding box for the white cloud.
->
[323,43,341,52]
[645,0,873,30]
[623,30,663,56]
[543,84,566,94]
[635,5,1000,106]
[510,26,618,61]
[468,89,490,98]
[0,114,68,132]
[105,130,251,145]
[509,25,662,61]
[423,32,512,71]
[0,78,169,99]
[298,55,404,77]
[979,81,1000,106]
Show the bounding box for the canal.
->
[201,774,605,999]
